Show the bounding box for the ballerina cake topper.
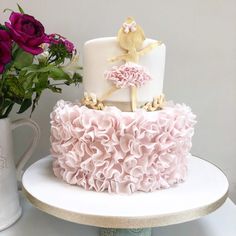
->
[100,17,163,111]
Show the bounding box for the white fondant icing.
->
[83,37,166,103]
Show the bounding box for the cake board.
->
[22,155,228,236]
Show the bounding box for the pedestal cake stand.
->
[22,155,228,236]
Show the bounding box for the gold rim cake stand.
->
[22,155,228,236]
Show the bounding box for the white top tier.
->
[83,37,166,104]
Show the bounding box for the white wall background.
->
[0,0,235,202]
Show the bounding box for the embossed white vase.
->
[0,118,40,231]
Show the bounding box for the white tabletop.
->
[22,155,228,228]
[0,193,236,236]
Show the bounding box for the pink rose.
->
[0,30,12,74]
[5,12,47,55]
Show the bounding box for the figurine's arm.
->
[138,41,162,56]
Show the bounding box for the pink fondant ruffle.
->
[105,62,152,88]
[50,100,196,194]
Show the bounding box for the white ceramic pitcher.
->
[0,117,40,231]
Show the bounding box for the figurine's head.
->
[117,17,145,52]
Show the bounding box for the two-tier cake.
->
[50,18,196,194]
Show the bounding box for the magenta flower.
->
[47,34,75,53]
[47,34,61,44]
[0,30,12,74]
[64,39,74,53]
[105,62,152,88]
[5,12,47,55]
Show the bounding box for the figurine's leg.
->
[131,86,137,111]
[99,85,119,102]
[100,228,152,236]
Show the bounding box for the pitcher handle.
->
[11,118,40,182]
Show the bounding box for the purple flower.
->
[64,39,74,53]
[47,34,62,44]
[47,33,75,53]
[0,30,12,74]
[5,12,47,55]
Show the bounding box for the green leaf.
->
[49,67,70,80]
[3,61,14,72]
[2,103,14,118]
[21,64,39,72]
[5,77,25,99]
[17,4,25,14]
[12,43,19,56]
[64,73,82,86]
[0,97,14,118]
[19,72,35,90]
[48,43,70,64]
[18,99,32,114]
[13,48,33,69]
[48,85,62,93]
[31,92,41,116]
[22,64,54,73]
[35,73,49,89]
[0,25,7,30]
[0,98,12,110]
[0,97,9,116]
[72,73,83,83]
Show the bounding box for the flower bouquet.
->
[0,5,82,119]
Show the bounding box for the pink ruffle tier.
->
[50,100,196,194]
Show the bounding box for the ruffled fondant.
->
[50,100,196,194]
[105,62,152,88]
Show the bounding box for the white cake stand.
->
[22,155,228,236]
